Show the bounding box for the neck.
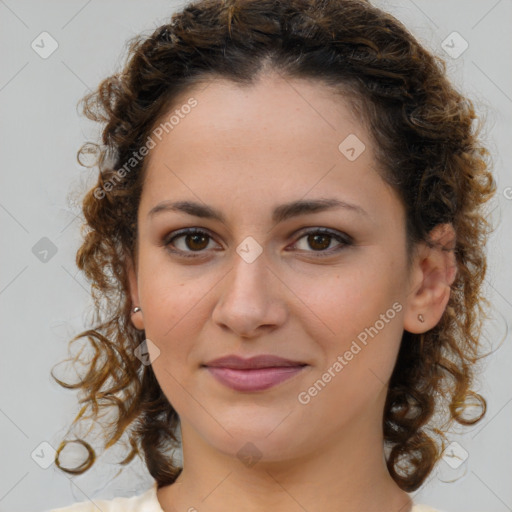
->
[157,389,413,512]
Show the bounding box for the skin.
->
[127,71,456,512]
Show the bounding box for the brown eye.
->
[183,232,209,251]
[164,228,218,257]
[291,228,353,256]
[163,227,352,260]
[306,233,332,251]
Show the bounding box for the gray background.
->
[0,1,511,511]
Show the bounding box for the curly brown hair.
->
[51,0,496,493]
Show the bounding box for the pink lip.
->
[203,355,308,392]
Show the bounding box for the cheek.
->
[137,246,213,332]
[138,282,214,387]
[290,256,406,397]
[290,259,403,342]
[295,269,405,419]
[140,276,208,402]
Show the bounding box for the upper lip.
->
[203,355,307,370]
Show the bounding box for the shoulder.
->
[412,504,449,512]
[46,490,447,512]
[46,482,163,512]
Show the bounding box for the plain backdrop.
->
[0,1,511,511]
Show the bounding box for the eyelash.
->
[162,227,353,259]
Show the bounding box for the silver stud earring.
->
[133,307,142,314]
[418,313,425,323]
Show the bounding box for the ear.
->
[403,223,457,334]
[126,253,145,331]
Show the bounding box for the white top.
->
[47,481,445,512]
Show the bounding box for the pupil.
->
[188,234,208,250]
[184,233,332,252]
[309,234,330,250]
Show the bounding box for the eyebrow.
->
[148,198,368,224]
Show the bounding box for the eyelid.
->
[292,226,353,244]
[163,226,353,258]
[163,227,222,253]
[287,227,353,255]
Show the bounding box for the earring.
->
[133,307,141,314]
[418,313,425,323]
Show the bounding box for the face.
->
[127,72,419,463]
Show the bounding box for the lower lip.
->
[205,366,307,392]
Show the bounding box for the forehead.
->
[138,73,398,226]
[144,74,370,175]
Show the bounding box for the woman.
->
[49,0,496,510]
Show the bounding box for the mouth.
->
[202,354,308,392]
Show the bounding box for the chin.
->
[194,416,309,463]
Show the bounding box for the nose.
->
[211,247,287,339]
